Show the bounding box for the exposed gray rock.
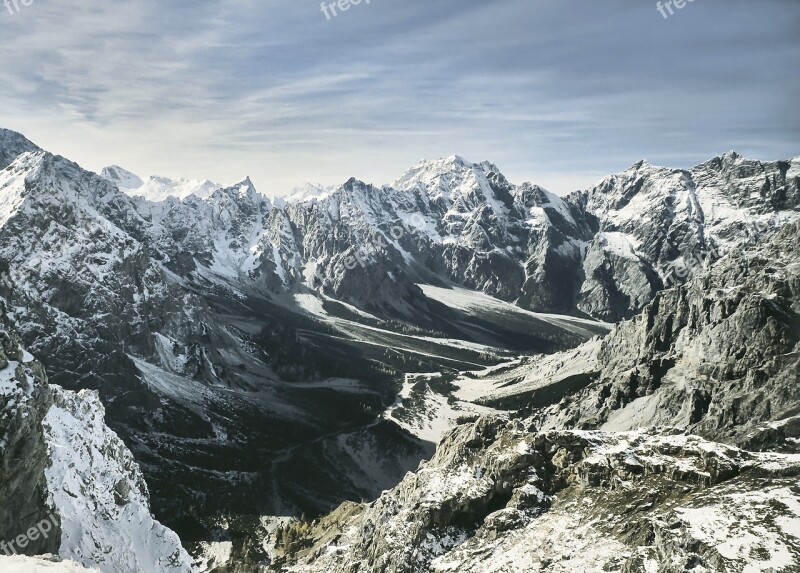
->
[577,231,663,322]
[0,300,191,571]
[0,305,59,555]
[1,128,798,572]
[285,417,800,573]
[534,220,800,448]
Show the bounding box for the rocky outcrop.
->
[0,305,59,556]
[286,417,800,572]
[577,232,663,322]
[279,215,800,573]
[534,220,800,448]
[43,386,192,572]
[0,129,39,170]
[1,128,798,570]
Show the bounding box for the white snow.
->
[192,541,233,571]
[0,556,98,572]
[385,373,499,443]
[597,231,641,261]
[675,485,800,572]
[101,166,220,201]
[0,360,20,395]
[418,283,611,339]
[0,151,40,228]
[42,387,192,572]
[294,293,328,316]
[282,182,337,204]
[131,356,209,411]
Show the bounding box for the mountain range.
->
[0,127,797,572]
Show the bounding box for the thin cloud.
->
[0,0,797,196]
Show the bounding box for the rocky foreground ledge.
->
[279,416,800,573]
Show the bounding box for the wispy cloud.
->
[1,0,797,195]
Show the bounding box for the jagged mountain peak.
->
[0,128,41,170]
[99,164,221,202]
[100,165,145,190]
[281,182,337,204]
[205,176,272,215]
[1,127,799,572]
[391,154,497,191]
[232,175,256,194]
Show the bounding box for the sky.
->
[0,0,798,197]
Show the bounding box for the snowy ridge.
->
[0,555,98,572]
[43,387,192,572]
[280,182,337,204]
[101,164,220,201]
[1,129,798,571]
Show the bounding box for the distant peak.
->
[100,165,144,190]
[0,128,42,170]
[282,182,337,204]
[228,176,258,197]
[236,176,255,189]
[446,154,471,166]
[0,128,39,147]
[221,176,272,207]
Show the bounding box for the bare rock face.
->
[279,219,800,573]
[0,307,59,556]
[577,232,663,322]
[285,418,800,573]
[535,220,800,448]
[0,129,39,170]
[1,128,799,572]
[577,153,799,320]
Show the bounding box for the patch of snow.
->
[0,555,98,572]
[43,387,192,572]
[597,231,641,261]
[102,166,220,201]
[282,182,337,204]
[294,293,328,317]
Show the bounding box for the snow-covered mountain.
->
[280,182,338,204]
[100,165,220,201]
[0,127,798,571]
[273,219,800,573]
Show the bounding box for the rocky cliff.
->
[286,418,800,572]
